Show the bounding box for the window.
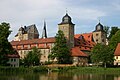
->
[102,39,104,42]
[96,39,98,42]
[11,58,13,62]
[21,51,22,54]
[79,35,83,40]
[96,34,98,36]
[88,35,90,38]
[116,56,118,59]
[44,56,46,58]
[49,49,50,53]
[96,39,98,41]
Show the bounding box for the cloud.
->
[0,0,120,41]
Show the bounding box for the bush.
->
[33,66,48,72]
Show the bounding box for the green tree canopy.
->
[24,47,41,66]
[109,30,120,51]
[49,30,72,64]
[91,43,114,68]
[108,27,119,40]
[103,26,110,38]
[0,22,14,66]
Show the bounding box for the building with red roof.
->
[7,53,20,67]
[11,37,55,63]
[114,43,120,65]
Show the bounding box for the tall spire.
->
[42,20,47,38]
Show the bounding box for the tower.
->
[58,13,75,48]
[93,22,106,45]
[42,21,47,38]
[18,27,25,40]
[14,24,39,41]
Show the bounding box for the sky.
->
[0,0,120,41]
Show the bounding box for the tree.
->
[108,27,119,40]
[104,26,110,38]
[109,30,120,51]
[49,30,72,64]
[24,47,41,66]
[0,22,14,66]
[91,43,114,68]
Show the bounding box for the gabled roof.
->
[71,47,88,57]
[74,33,95,51]
[11,37,55,45]
[74,33,93,41]
[114,43,120,56]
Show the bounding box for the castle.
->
[11,12,106,66]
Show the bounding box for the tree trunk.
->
[104,63,106,68]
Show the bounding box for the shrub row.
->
[0,66,48,74]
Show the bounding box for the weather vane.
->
[66,8,68,14]
[98,17,100,23]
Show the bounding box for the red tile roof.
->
[7,54,20,58]
[11,37,55,45]
[74,33,93,41]
[114,43,120,56]
[71,47,88,57]
[74,33,95,51]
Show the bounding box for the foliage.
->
[91,43,114,68]
[103,26,110,38]
[0,66,48,74]
[108,27,119,40]
[49,30,72,64]
[109,30,120,51]
[33,66,48,72]
[0,22,14,66]
[23,47,41,66]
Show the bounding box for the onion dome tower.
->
[93,21,106,45]
[58,12,75,49]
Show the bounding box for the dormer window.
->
[79,35,84,40]
[88,35,90,38]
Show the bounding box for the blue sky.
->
[0,0,120,41]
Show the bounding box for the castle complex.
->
[11,12,107,66]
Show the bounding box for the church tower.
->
[58,13,75,48]
[42,21,47,38]
[93,22,106,45]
